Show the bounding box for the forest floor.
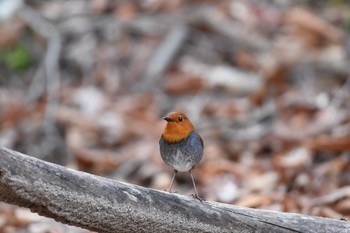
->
[0,0,350,232]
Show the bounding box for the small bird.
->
[159,112,204,200]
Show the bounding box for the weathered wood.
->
[0,147,348,233]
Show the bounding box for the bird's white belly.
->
[173,150,192,172]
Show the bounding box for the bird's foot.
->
[191,193,205,202]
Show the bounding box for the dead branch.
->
[0,147,349,233]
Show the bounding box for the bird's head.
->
[162,112,195,143]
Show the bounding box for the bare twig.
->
[187,8,271,52]
[17,5,67,162]
[139,24,189,90]
[313,186,350,206]
[19,5,62,129]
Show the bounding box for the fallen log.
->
[0,147,348,233]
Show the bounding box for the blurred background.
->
[1,0,350,232]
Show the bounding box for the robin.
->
[159,112,204,200]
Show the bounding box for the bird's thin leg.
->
[168,170,177,192]
[189,171,203,201]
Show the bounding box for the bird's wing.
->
[195,131,204,148]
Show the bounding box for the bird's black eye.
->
[178,116,183,122]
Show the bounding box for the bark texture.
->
[0,147,349,233]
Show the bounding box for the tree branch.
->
[0,147,349,233]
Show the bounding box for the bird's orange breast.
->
[162,122,193,143]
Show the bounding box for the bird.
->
[159,112,204,200]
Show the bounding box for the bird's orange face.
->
[162,112,195,143]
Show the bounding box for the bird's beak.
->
[163,116,173,122]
